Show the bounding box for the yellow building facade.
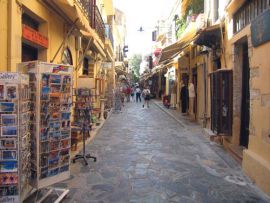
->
[0,0,116,114]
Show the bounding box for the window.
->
[22,13,39,31]
[61,48,73,65]
[83,58,89,75]
[233,0,269,33]
[210,70,232,135]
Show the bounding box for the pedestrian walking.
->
[126,85,131,102]
[142,86,151,108]
[135,86,141,102]
[113,86,122,113]
[130,87,135,102]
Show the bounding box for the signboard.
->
[251,10,270,47]
[0,72,19,82]
[22,24,48,48]
[178,57,189,73]
[101,62,112,68]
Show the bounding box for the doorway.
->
[240,40,250,148]
[192,68,198,119]
[22,43,38,62]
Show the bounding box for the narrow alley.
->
[58,102,269,203]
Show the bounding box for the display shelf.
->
[0,72,31,203]
[72,88,96,165]
[17,61,73,190]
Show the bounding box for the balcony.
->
[105,24,114,48]
[77,0,105,41]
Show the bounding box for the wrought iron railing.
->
[105,24,114,48]
[77,0,105,42]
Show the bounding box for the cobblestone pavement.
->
[59,101,269,203]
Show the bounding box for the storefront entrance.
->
[22,43,38,62]
[240,40,250,148]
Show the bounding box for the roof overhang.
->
[158,26,197,64]
[194,24,222,48]
[46,0,92,32]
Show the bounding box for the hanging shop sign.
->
[22,24,48,48]
[251,10,270,47]
[101,62,112,69]
[178,56,189,73]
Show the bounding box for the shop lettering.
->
[0,73,19,81]
[22,24,48,48]
[0,196,19,203]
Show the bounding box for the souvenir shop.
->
[0,61,97,203]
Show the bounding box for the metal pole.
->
[50,18,79,63]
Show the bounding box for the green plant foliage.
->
[186,0,204,17]
[129,54,142,77]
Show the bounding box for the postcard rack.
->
[72,88,96,165]
[0,72,31,203]
[17,61,73,190]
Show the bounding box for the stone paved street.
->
[59,101,270,203]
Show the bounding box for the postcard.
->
[0,185,18,196]
[59,164,69,173]
[48,168,59,177]
[1,150,17,161]
[0,139,16,149]
[40,166,48,179]
[0,161,18,172]
[6,85,17,100]
[49,131,61,141]
[0,172,18,185]
[61,112,70,120]
[50,84,61,93]
[42,74,50,87]
[49,141,60,151]
[62,75,71,84]
[0,102,15,112]
[40,141,49,154]
[60,139,70,149]
[0,84,4,100]
[1,126,17,137]
[48,157,59,169]
[50,75,61,84]
[61,130,70,140]
[49,121,61,131]
[1,114,16,126]
[40,153,48,168]
[40,128,49,141]
[61,120,70,128]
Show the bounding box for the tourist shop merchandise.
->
[17,61,73,190]
[0,73,31,203]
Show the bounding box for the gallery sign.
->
[0,73,19,82]
[22,24,48,48]
[251,10,270,47]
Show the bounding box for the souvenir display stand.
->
[72,88,96,165]
[0,72,31,203]
[17,61,72,202]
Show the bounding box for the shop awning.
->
[158,28,198,64]
[194,24,222,48]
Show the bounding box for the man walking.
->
[142,86,151,108]
[135,86,141,102]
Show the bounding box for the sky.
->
[113,0,176,57]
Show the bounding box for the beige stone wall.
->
[225,12,270,196]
